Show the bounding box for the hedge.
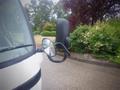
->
[70,19,120,64]
[40,31,56,37]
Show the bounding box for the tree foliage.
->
[25,0,54,32]
[53,0,69,19]
[25,0,69,33]
[61,0,120,29]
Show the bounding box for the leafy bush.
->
[40,22,56,36]
[40,31,56,36]
[70,25,91,53]
[43,22,56,31]
[32,27,41,35]
[70,19,120,64]
[32,22,56,35]
[91,20,120,55]
[33,30,41,35]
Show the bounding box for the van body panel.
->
[0,53,43,90]
[32,78,42,90]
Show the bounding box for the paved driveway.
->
[41,55,120,90]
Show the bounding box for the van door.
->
[0,0,42,89]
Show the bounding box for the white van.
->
[0,0,70,90]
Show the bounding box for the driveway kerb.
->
[59,52,120,69]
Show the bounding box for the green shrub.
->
[70,19,120,64]
[33,30,41,35]
[32,27,41,35]
[70,25,91,53]
[90,20,120,55]
[43,22,56,31]
[32,22,56,35]
[40,31,56,36]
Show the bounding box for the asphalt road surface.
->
[41,55,120,90]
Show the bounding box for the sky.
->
[21,0,59,6]
[52,0,59,3]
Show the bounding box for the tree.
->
[53,0,69,19]
[25,0,54,32]
[61,0,120,29]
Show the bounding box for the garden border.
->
[60,52,120,69]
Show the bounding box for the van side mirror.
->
[42,38,56,57]
[56,18,70,49]
[42,38,70,63]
